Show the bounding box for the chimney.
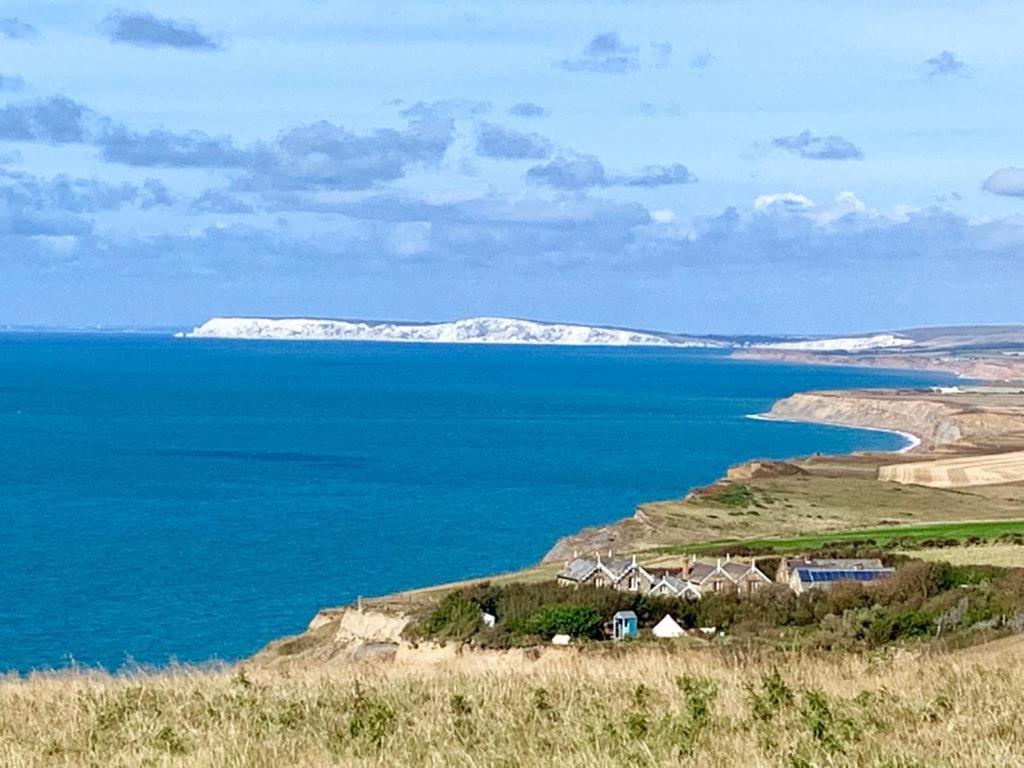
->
[681,558,690,578]
[631,554,637,566]
[725,553,731,563]
[716,558,722,570]
[608,549,613,559]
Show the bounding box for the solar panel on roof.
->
[796,568,894,583]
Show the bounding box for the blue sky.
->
[2,1,1023,333]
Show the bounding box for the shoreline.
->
[745,412,923,454]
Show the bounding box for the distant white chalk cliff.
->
[178,316,723,348]
[752,333,914,352]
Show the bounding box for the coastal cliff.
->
[733,349,1024,382]
[766,390,1024,451]
[764,391,964,449]
[540,387,1024,563]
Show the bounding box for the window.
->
[595,577,605,588]
[629,577,638,591]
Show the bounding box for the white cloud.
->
[754,192,814,210]
[650,208,676,224]
[833,191,866,213]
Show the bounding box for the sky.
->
[1,1,1023,334]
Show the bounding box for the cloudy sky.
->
[2,1,1023,333]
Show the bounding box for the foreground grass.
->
[649,518,1024,557]
[3,644,1023,767]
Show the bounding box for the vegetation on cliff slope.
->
[409,560,1024,651]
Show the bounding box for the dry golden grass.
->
[902,544,1024,568]
[3,643,1023,767]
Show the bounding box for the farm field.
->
[646,519,1024,557]
[879,450,1024,488]
[903,543,1024,568]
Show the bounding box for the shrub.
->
[417,592,482,641]
[520,605,603,639]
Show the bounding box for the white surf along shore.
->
[746,413,922,454]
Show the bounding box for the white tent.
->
[652,614,685,638]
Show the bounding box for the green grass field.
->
[648,518,1024,556]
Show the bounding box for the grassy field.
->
[4,643,1023,767]
[647,519,1024,557]
[601,467,1024,559]
[904,544,1024,568]
[374,516,1024,614]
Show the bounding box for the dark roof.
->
[557,557,599,582]
[601,558,635,579]
[789,558,885,571]
[656,574,691,593]
[688,562,718,582]
[556,556,650,583]
[795,568,894,584]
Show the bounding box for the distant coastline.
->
[746,412,922,454]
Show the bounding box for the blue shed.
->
[612,610,638,640]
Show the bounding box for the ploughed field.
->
[879,449,1024,488]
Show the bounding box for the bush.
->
[520,605,604,639]
[416,592,482,641]
[412,554,1024,650]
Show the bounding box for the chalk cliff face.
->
[180,316,722,348]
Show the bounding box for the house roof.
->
[557,557,599,582]
[688,562,719,583]
[557,555,654,585]
[656,573,691,594]
[795,567,895,584]
[686,557,770,584]
[601,558,635,579]
[613,610,637,619]
[788,558,885,571]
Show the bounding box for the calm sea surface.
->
[0,335,951,672]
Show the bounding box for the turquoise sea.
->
[0,335,951,673]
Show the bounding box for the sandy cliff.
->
[766,391,1024,451]
[765,392,965,449]
[733,349,1024,382]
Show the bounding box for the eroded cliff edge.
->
[543,388,1024,563]
[765,390,1024,451]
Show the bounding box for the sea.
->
[0,334,953,673]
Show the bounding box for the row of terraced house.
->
[556,552,894,598]
[556,552,772,598]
